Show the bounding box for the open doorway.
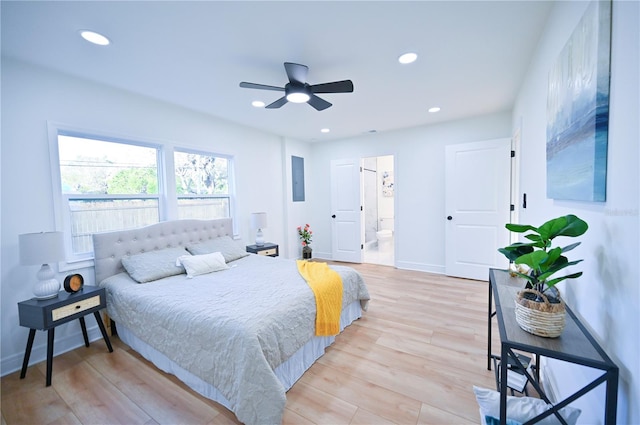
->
[362,155,394,266]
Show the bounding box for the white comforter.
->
[99,254,370,425]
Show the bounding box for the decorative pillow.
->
[473,386,581,425]
[177,252,229,278]
[186,236,249,263]
[121,247,188,283]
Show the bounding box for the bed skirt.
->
[115,300,363,412]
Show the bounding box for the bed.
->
[92,218,370,425]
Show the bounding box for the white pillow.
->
[473,386,581,425]
[121,247,188,283]
[186,236,249,263]
[177,252,229,278]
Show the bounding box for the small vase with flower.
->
[298,224,313,259]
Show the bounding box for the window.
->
[49,123,236,267]
[55,133,161,261]
[174,149,232,220]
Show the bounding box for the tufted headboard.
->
[93,218,233,284]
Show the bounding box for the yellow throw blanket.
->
[296,260,343,336]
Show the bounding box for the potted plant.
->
[498,214,588,337]
[298,224,313,259]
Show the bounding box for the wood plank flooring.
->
[1,263,502,425]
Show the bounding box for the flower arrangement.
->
[297,224,312,246]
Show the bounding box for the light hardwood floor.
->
[1,263,502,425]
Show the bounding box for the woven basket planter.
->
[514,289,566,338]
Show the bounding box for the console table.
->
[488,268,618,425]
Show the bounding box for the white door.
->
[445,139,511,280]
[330,159,362,263]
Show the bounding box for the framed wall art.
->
[546,0,611,202]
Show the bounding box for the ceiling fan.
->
[239,62,354,111]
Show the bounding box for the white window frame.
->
[48,121,165,271]
[48,122,239,271]
[173,147,236,225]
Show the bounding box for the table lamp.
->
[250,212,267,246]
[19,231,66,299]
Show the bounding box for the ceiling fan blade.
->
[308,94,332,111]
[310,80,354,94]
[284,62,308,85]
[239,82,285,92]
[265,96,289,109]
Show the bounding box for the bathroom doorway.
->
[362,155,394,266]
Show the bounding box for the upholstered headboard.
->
[93,218,233,284]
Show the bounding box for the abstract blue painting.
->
[546,0,611,202]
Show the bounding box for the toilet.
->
[376,218,394,249]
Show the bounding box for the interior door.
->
[445,138,511,280]
[330,159,362,263]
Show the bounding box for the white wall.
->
[0,59,310,374]
[309,112,511,273]
[512,1,639,423]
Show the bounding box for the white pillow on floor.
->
[473,386,581,425]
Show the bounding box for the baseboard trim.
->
[395,261,445,275]
[1,326,106,377]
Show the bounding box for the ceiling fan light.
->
[286,92,310,103]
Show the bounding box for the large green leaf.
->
[524,234,546,248]
[558,215,589,237]
[514,250,549,271]
[497,244,534,262]
[538,258,583,281]
[538,215,588,241]
[542,247,563,268]
[505,223,538,233]
[561,242,581,253]
[545,272,583,289]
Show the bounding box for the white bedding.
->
[99,254,370,425]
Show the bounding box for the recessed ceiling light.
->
[428,107,441,113]
[252,100,265,108]
[79,30,110,46]
[398,52,417,64]
[321,128,330,133]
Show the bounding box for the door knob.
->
[447,216,453,220]
[331,214,336,219]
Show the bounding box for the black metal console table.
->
[488,268,618,425]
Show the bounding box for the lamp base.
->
[33,278,60,299]
[33,264,61,300]
[255,229,265,246]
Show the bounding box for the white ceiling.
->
[1,1,553,142]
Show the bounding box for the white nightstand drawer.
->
[258,248,277,256]
[52,295,101,321]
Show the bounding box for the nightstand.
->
[246,242,279,257]
[18,286,113,386]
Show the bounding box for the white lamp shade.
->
[19,231,66,265]
[250,212,267,229]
